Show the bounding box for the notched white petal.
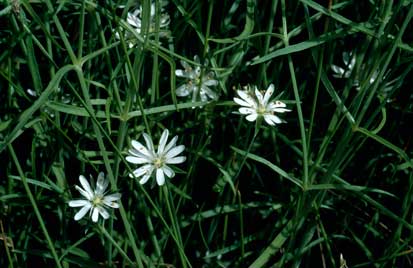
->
[246,113,258,122]
[79,175,93,197]
[166,156,186,164]
[158,129,169,154]
[126,156,149,164]
[91,208,99,222]
[164,145,185,159]
[233,97,252,108]
[156,169,165,186]
[264,114,282,125]
[237,90,256,107]
[176,84,192,97]
[68,200,89,207]
[239,107,255,115]
[74,204,91,221]
[263,84,274,104]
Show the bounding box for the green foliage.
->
[1,0,413,267]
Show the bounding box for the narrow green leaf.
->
[252,28,348,65]
[231,146,303,188]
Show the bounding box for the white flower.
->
[234,84,291,126]
[331,51,356,79]
[115,1,170,47]
[126,129,186,186]
[331,52,397,93]
[127,2,170,35]
[175,55,219,102]
[68,172,121,222]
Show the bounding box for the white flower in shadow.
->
[175,55,219,102]
[115,1,170,47]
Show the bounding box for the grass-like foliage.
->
[1,0,413,267]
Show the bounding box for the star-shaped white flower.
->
[126,129,186,186]
[115,1,170,47]
[68,172,121,223]
[175,55,219,102]
[234,84,291,126]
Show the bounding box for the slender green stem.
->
[77,0,85,58]
[0,220,15,268]
[203,0,214,57]
[163,186,190,268]
[237,190,245,258]
[8,144,63,268]
[281,0,309,189]
[98,225,135,267]
[259,0,279,85]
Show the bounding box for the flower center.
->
[153,157,164,169]
[257,104,266,114]
[92,195,103,207]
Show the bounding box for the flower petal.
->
[164,145,185,159]
[130,140,148,153]
[165,156,186,164]
[175,69,189,78]
[234,97,253,108]
[272,107,291,113]
[91,207,100,222]
[263,116,276,126]
[75,185,92,201]
[254,87,264,104]
[246,113,258,122]
[236,90,256,108]
[158,129,169,154]
[98,207,110,220]
[203,79,218,86]
[163,136,178,154]
[104,193,122,202]
[162,165,175,178]
[126,156,150,164]
[176,84,192,97]
[130,164,154,178]
[264,114,282,125]
[78,175,93,198]
[95,172,108,195]
[103,195,121,208]
[180,60,192,71]
[201,86,218,100]
[139,174,152,185]
[127,13,141,28]
[143,133,155,153]
[263,84,274,105]
[74,204,91,221]
[68,200,90,207]
[331,65,345,77]
[131,140,153,159]
[239,107,255,115]
[156,168,165,186]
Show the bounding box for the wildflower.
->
[68,172,121,222]
[127,1,170,36]
[115,1,170,47]
[175,55,219,102]
[331,51,356,79]
[126,129,186,186]
[331,51,397,93]
[234,84,291,126]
